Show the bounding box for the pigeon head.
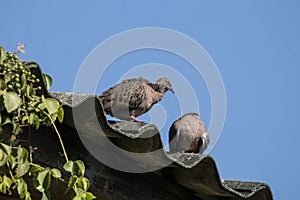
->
[155,77,175,94]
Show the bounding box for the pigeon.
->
[168,112,209,153]
[99,77,174,121]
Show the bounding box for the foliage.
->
[0,46,95,200]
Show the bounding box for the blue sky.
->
[2,1,300,199]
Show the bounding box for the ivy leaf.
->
[75,187,86,198]
[33,170,51,192]
[8,155,17,169]
[0,148,7,167]
[86,192,96,200]
[43,73,53,90]
[29,165,41,176]
[0,175,13,194]
[2,116,11,125]
[65,175,77,194]
[29,113,35,125]
[50,168,61,179]
[3,91,22,113]
[17,178,28,199]
[34,115,40,129]
[37,102,46,111]
[0,78,6,90]
[21,74,27,90]
[63,161,74,173]
[17,146,29,162]
[76,176,89,192]
[0,153,8,167]
[4,74,11,84]
[0,46,6,64]
[74,160,85,176]
[57,106,64,123]
[1,143,12,155]
[44,98,59,114]
[25,191,31,200]
[41,190,51,200]
[3,176,13,189]
[16,161,30,177]
[73,195,83,200]
[12,122,21,135]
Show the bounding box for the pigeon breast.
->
[168,112,209,153]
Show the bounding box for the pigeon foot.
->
[130,115,140,122]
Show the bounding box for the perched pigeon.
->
[99,77,174,121]
[168,112,209,153]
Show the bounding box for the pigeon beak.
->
[169,88,175,94]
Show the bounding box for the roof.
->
[1,61,273,200]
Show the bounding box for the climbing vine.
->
[0,45,95,200]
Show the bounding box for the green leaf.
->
[37,102,46,111]
[44,98,59,114]
[72,196,83,200]
[57,106,64,123]
[3,91,22,113]
[33,170,51,192]
[1,115,11,126]
[74,160,85,176]
[3,176,13,189]
[12,122,21,135]
[0,148,4,160]
[7,155,17,169]
[29,113,35,125]
[42,171,51,191]
[86,192,96,200]
[17,178,28,199]
[0,79,6,90]
[34,115,40,129]
[29,165,41,176]
[25,191,31,200]
[41,190,50,200]
[50,168,61,179]
[1,143,12,155]
[4,74,11,84]
[17,146,29,162]
[76,176,89,192]
[63,161,74,173]
[65,175,77,194]
[0,47,6,64]
[16,161,30,177]
[0,153,8,167]
[22,115,29,124]
[49,113,57,123]
[0,176,13,194]
[75,187,86,198]
[43,73,53,90]
[20,74,27,90]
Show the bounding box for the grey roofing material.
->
[2,61,273,199]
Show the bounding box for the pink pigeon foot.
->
[130,116,140,122]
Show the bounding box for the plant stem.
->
[43,111,69,162]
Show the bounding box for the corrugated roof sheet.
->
[1,61,273,200]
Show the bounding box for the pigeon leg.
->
[130,115,140,122]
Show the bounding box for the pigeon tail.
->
[199,132,209,153]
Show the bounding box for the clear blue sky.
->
[2,1,300,199]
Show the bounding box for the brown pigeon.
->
[168,112,209,153]
[99,77,174,121]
